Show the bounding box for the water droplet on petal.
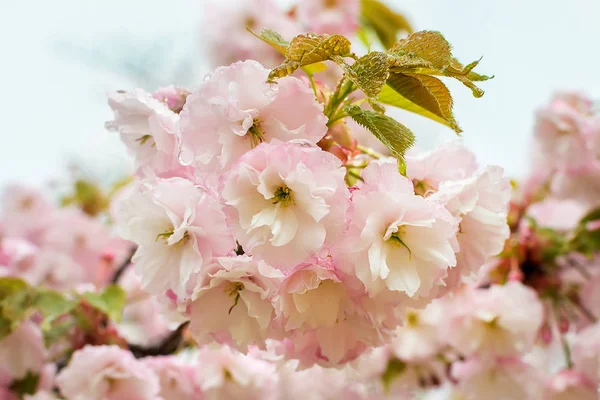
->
[204,73,212,82]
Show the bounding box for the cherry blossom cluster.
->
[105,54,511,371]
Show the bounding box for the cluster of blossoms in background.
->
[2,0,600,399]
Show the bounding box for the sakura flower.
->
[106,89,184,178]
[196,345,277,400]
[179,61,328,172]
[1,185,54,240]
[406,141,478,195]
[390,303,445,362]
[20,249,85,290]
[0,321,46,380]
[444,282,544,359]
[572,322,600,382]
[532,91,600,173]
[526,197,588,231]
[152,85,190,114]
[430,166,511,278]
[116,267,174,347]
[297,0,360,37]
[223,141,349,269]
[546,370,598,400]
[56,345,160,400]
[452,357,544,400]
[339,160,458,298]
[114,178,235,298]
[276,256,356,331]
[143,356,203,400]
[203,0,299,68]
[189,256,283,351]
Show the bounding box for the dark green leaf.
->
[345,104,415,160]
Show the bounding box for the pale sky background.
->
[1,0,599,187]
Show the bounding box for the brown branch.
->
[111,246,137,284]
[129,321,190,358]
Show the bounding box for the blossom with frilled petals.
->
[444,282,544,359]
[1,185,54,240]
[546,370,598,400]
[572,322,600,383]
[406,141,478,194]
[276,256,356,331]
[452,357,544,400]
[196,345,277,400]
[179,61,328,172]
[189,256,283,351]
[297,0,360,37]
[430,166,511,278]
[106,89,185,178]
[532,92,600,173]
[202,0,299,68]
[0,321,46,380]
[339,160,458,298]
[223,141,349,269]
[56,345,160,400]
[114,178,235,298]
[143,356,203,400]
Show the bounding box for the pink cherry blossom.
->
[0,321,46,380]
[297,0,360,37]
[189,256,283,351]
[452,357,544,400]
[532,91,600,173]
[113,178,235,298]
[430,166,511,278]
[546,370,598,400]
[143,356,203,400]
[196,345,277,400]
[406,141,478,194]
[526,197,588,231]
[116,267,174,347]
[202,0,299,68]
[338,160,458,298]
[152,86,190,114]
[444,282,544,359]
[572,322,600,383]
[106,89,185,178]
[56,345,160,400]
[179,61,328,172]
[223,141,349,269]
[1,185,54,240]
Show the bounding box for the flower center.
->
[387,230,412,259]
[156,229,189,248]
[273,185,294,207]
[405,311,419,327]
[135,134,154,146]
[248,119,265,148]
[225,282,244,314]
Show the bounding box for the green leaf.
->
[269,33,353,81]
[341,51,390,101]
[0,277,28,300]
[247,27,289,55]
[579,207,600,225]
[387,31,489,98]
[82,284,126,322]
[361,0,413,49]
[345,104,415,160]
[35,290,75,328]
[381,358,407,391]
[381,73,461,133]
[10,371,39,396]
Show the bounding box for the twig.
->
[129,321,190,358]
[111,246,137,284]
